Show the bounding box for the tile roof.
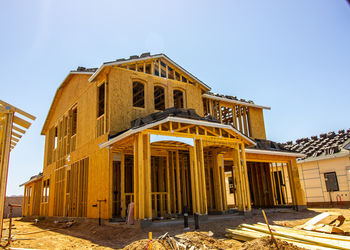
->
[74,67,98,73]
[249,139,292,152]
[206,92,255,105]
[130,107,220,129]
[283,129,350,160]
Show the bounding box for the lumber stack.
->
[225,223,350,250]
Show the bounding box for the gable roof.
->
[41,69,96,135]
[88,53,211,91]
[283,129,350,161]
[100,108,256,148]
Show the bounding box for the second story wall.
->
[108,67,204,134]
[247,107,266,140]
[42,74,97,173]
[203,97,267,140]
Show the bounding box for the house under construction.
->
[0,100,35,237]
[22,53,306,224]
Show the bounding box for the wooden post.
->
[170,152,176,213]
[121,152,125,217]
[0,112,13,238]
[233,105,237,128]
[166,154,171,215]
[189,147,197,214]
[199,139,208,214]
[269,162,277,205]
[181,155,187,206]
[144,133,152,219]
[218,154,227,211]
[213,150,223,212]
[238,106,243,133]
[242,107,248,135]
[176,150,182,214]
[193,140,201,214]
[240,143,251,211]
[234,145,244,211]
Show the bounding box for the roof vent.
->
[129,55,139,60]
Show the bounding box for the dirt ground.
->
[1,208,349,249]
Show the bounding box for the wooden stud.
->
[199,139,208,214]
[166,154,171,215]
[176,150,182,214]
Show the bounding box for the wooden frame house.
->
[22,53,306,224]
[0,100,35,237]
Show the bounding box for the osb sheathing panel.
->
[108,67,203,134]
[247,107,266,140]
[45,74,92,133]
[87,147,110,219]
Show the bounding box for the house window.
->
[42,179,50,202]
[97,82,105,117]
[173,90,184,109]
[54,127,58,149]
[72,107,77,136]
[154,86,165,110]
[133,81,145,108]
[324,172,339,192]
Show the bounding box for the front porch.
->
[102,114,255,221]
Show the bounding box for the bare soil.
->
[1,208,349,249]
[240,237,305,250]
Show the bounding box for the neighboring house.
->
[284,129,350,206]
[3,196,23,218]
[21,53,306,224]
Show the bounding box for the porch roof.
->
[100,112,256,149]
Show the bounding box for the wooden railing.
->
[151,192,168,217]
[96,115,105,137]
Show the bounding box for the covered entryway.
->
[101,113,255,221]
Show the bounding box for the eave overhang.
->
[203,94,271,110]
[245,148,306,158]
[19,175,43,187]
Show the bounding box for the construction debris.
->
[123,231,242,250]
[296,212,346,235]
[226,223,350,250]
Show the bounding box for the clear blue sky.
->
[1,0,349,195]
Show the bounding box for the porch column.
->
[133,133,152,220]
[120,151,126,218]
[240,143,251,211]
[288,158,306,210]
[190,144,200,214]
[198,139,208,214]
[213,150,223,212]
[233,145,245,212]
[218,153,227,211]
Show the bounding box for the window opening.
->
[154,86,165,110]
[324,172,339,192]
[97,83,105,117]
[72,107,77,135]
[133,81,145,108]
[173,90,184,109]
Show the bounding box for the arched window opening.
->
[154,86,165,110]
[133,81,145,108]
[173,90,184,109]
